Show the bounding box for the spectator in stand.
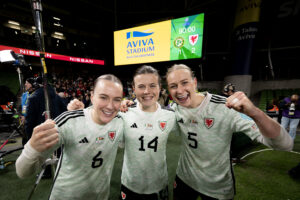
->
[280,94,300,140]
[83,93,91,108]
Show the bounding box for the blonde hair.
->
[166,64,195,80]
[94,74,123,89]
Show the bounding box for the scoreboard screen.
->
[114,13,204,66]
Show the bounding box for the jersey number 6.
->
[92,151,103,168]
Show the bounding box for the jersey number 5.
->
[139,136,158,152]
[91,151,103,168]
[188,132,198,149]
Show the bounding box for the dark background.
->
[0,0,299,82]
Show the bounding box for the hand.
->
[30,120,59,152]
[67,99,84,111]
[20,116,25,124]
[225,91,260,118]
[120,99,134,112]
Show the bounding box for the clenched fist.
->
[30,120,59,152]
[67,99,84,111]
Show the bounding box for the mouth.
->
[176,94,189,103]
[102,110,115,117]
[142,96,154,101]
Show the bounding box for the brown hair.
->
[133,65,161,86]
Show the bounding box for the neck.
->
[139,102,158,112]
[91,109,104,125]
[190,93,204,108]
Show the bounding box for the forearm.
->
[15,141,45,178]
[250,107,281,138]
[256,126,293,151]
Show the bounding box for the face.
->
[91,80,123,125]
[291,95,299,103]
[133,73,160,111]
[167,69,198,108]
[25,81,32,91]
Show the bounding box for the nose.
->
[106,99,114,110]
[144,86,150,94]
[177,84,184,94]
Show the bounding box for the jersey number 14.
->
[139,136,158,152]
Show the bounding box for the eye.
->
[169,85,177,89]
[150,84,157,88]
[138,85,145,89]
[182,81,188,85]
[114,98,122,103]
[100,96,107,100]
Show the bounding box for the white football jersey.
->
[172,92,261,199]
[48,108,124,200]
[120,102,177,194]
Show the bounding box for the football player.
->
[166,64,293,200]
[16,74,124,200]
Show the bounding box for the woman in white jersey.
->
[68,66,177,200]
[165,64,293,200]
[119,65,177,200]
[15,74,124,200]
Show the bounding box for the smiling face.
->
[167,68,198,108]
[133,73,160,112]
[91,79,123,125]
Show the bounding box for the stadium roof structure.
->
[0,0,299,80]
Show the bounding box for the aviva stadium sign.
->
[114,13,204,66]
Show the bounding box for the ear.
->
[193,77,198,88]
[90,91,94,104]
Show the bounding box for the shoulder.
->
[170,101,178,110]
[54,110,85,127]
[114,113,122,119]
[210,94,227,104]
[129,102,137,108]
[161,106,175,112]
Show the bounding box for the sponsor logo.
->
[145,123,153,130]
[177,118,184,123]
[189,34,198,46]
[251,124,257,131]
[159,121,167,131]
[95,137,104,143]
[190,119,198,124]
[204,118,214,129]
[126,30,154,39]
[126,30,155,58]
[108,131,116,141]
[79,137,89,143]
[174,37,184,48]
[130,123,138,128]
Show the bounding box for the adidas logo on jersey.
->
[177,118,184,123]
[79,137,89,143]
[130,123,138,128]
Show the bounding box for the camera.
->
[289,103,295,116]
[0,50,28,66]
